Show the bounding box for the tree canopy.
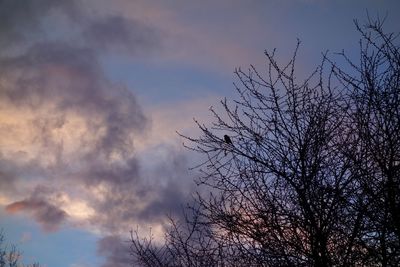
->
[131,18,400,267]
[0,231,40,267]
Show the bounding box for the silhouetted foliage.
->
[131,18,400,267]
[0,231,41,267]
[0,233,19,267]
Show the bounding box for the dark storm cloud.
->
[6,197,68,232]
[83,15,162,55]
[97,235,132,267]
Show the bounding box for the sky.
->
[0,1,399,266]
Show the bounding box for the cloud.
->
[0,40,147,163]
[0,0,78,50]
[83,15,162,55]
[82,144,197,237]
[0,39,199,249]
[0,0,163,58]
[70,264,93,267]
[97,235,132,267]
[0,0,202,265]
[0,36,202,242]
[105,0,266,70]
[0,5,200,264]
[0,39,150,227]
[0,158,18,193]
[6,197,68,232]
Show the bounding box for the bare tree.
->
[131,18,400,267]
[333,17,400,266]
[0,231,41,267]
[182,44,366,266]
[0,231,20,267]
[132,47,361,267]
[131,205,235,267]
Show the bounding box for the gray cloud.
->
[0,152,48,197]
[83,15,162,55]
[86,147,196,234]
[136,150,195,222]
[1,42,101,106]
[97,235,132,267]
[0,38,149,234]
[91,150,199,266]
[0,156,18,193]
[0,0,78,50]
[0,40,147,158]
[5,196,68,232]
[0,0,162,58]
[0,1,196,265]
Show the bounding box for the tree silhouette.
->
[332,17,400,266]
[131,18,400,267]
[0,231,41,267]
[0,236,18,267]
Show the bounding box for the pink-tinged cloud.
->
[6,198,68,232]
[0,0,199,246]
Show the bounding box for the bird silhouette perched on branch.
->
[223,135,233,156]
[224,134,232,145]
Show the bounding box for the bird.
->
[223,135,232,156]
[224,134,232,145]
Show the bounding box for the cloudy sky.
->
[0,1,399,266]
